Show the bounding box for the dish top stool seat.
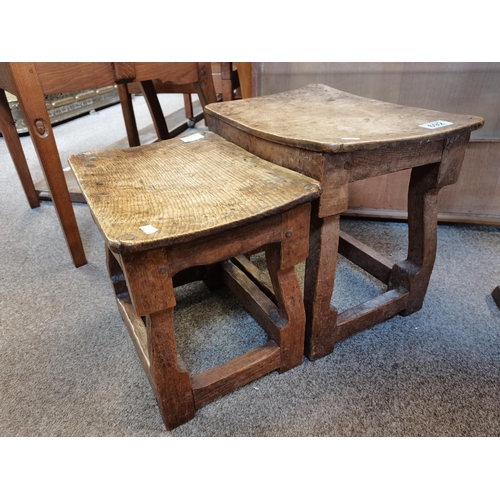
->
[205,84,484,360]
[68,131,320,430]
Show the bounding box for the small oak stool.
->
[68,131,320,430]
[205,84,484,360]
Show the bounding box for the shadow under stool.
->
[493,286,500,310]
[68,131,320,430]
[205,84,484,360]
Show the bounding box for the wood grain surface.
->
[254,62,498,138]
[205,84,483,153]
[252,64,498,224]
[69,131,320,253]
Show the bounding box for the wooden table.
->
[0,62,216,268]
[205,84,484,360]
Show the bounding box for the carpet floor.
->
[1,95,499,437]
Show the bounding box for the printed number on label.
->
[419,120,453,129]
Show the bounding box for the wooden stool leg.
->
[265,243,305,372]
[0,90,40,208]
[389,163,440,315]
[114,247,196,430]
[147,309,196,430]
[203,262,225,291]
[303,213,340,360]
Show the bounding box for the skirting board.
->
[343,208,500,227]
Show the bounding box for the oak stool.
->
[205,84,484,360]
[68,131,320,430]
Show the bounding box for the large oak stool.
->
[205,84,484,361]
[68,131,320,430]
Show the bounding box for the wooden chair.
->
[0,62,217,267]
[205,84,484,360]
[117,63,243,148]
[0,90,40,209]
[68,130,320,430]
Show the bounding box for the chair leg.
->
[140,80,170,141]
[235,62,253,99]
[0,90,40,208]
[183,94,195,127]
[117,83,140,147]
[220,63,235,101]
[11,63,86,267]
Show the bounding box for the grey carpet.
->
[1,96,499,437]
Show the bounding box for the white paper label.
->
[139,224,158,235]
[419,120,453,129]
[181,133,204,143]
[341,137,360,140]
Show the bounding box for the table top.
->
[69,131,320,254]
[205,84,484,153]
